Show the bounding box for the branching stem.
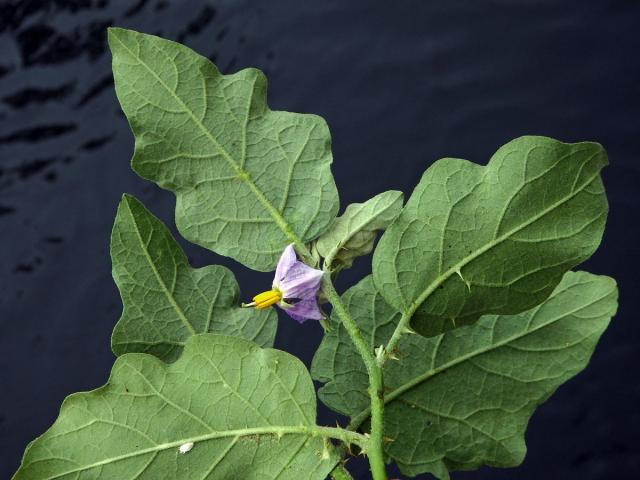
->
[321,274,387,480]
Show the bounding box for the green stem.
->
[330,463,355,480]
[379,311,411,366]
[321,275,387,480]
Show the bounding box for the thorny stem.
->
[379,311,412,367]
[321,274,387,480]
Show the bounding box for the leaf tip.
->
[107,26,126,48]
[118,193,144,215]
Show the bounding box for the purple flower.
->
[243,244,324,323]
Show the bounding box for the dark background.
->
[1,1,638,478]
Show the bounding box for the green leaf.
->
[316,190,403,269]
[373,136,609,336]
[108,28,339,271]
[111,195,277,362]
[14,335,347,480]
[312,272,618,479]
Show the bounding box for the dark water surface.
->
[1,1,639,478]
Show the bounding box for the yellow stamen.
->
[250,289,282,309]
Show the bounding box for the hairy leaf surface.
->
[312,272,617,478]
[373,136,608,336]
[111,195,276,362]
[15,335,341,480]
[316,190,403,269]
[109,28,339,271]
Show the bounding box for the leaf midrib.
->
[403,169,602,317]
[123,199,197,336]
[30,425,349,480]
[349,282,613,428]
[110,30,305,250]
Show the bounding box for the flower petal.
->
[282,297,324,323]
[273,244,297,288]
[279,261,324,300]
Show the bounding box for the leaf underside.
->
[15,335,340,480]
[373,136,609,336]
[111,195,277,362]
[316,190,403,269]
[7,23,619,480]
[108,28,339,271]
[312,272,618,479]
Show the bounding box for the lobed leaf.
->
[373,136,609,336]
[109,28,339,271]
[15,335,341,480]
[316,190,403,270]
[312,272,618,478]
[111,195,277,362]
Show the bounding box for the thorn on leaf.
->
[456,268,471,291]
